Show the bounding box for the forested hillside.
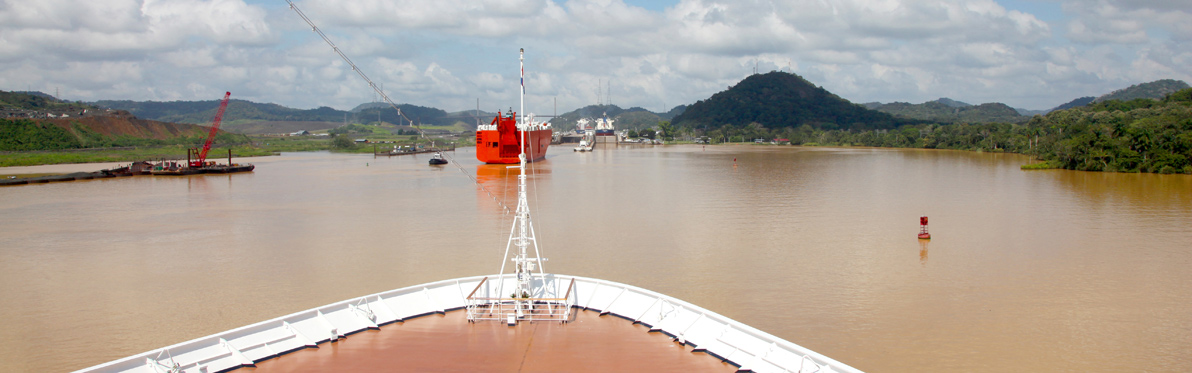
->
[871,101,1025,124]
[672,71,903,131]
[768,89,1192,174]
[1094,79,1189,103]
[2,90,95,115]
[1050,96,1095,112]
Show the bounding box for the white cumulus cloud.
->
[1,0,1189,113]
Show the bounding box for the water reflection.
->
[475,164,517,215]
[186,175,209,192]
[918,238,929,265]
[474,163,553,216]
[3,146,1191,373]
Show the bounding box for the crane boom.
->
[192,92,231,167]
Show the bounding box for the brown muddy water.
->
[1,145,1190,372]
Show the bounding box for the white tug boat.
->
[573,132,595,152]
[74,13,864,373]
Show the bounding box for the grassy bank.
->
[1020,160,1063,170]
[0,133,472,167]
[0,146,273,167]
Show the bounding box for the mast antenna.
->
[494,48,549,320]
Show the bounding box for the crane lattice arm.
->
[192,91,231,167]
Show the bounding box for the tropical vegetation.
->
[688,89,1192,174]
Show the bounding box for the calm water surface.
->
[1,145,1190,372]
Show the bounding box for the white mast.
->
[499,48,546,307]
[520,48,525,130]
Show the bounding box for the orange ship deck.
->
[242,309,735,372]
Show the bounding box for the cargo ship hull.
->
[475,111,551,164]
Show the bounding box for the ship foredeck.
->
[75,275,861,373]
[243,309,735,372]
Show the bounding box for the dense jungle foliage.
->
[695,89,1192,174]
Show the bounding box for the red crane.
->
[189,91,231,168]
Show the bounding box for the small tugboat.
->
[573,133,594,152]
[428,152,448,165]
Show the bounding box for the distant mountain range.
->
[854,79,1190,124]
[672,71,902,130]
[1093,79,1190,103]
[88,97,681,134]
[863,98,1027,124]
[1049,96,1096,112]
[7,76,1188,135]
[90,99,460,133]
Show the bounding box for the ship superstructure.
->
[594,113,615,137]
[575,118,593,134]
[475,111,551,164]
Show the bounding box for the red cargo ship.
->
[475,111,551,164]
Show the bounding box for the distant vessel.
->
[573,132,594,152]
[428,152,448,165]
[594,112,615,137]
[575,118,593,134]
[475,111,551,164]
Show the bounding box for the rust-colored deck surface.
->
[244,309,736,372]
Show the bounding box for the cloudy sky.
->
[1,0,1188,113]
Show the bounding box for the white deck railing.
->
[465,276,575,322]
[75,274,863,373]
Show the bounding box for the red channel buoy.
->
[918,216,931,239]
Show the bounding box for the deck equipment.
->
[188,92,230,168]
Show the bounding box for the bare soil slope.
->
[43,113,210,139]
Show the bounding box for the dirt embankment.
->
[42,113,210,139]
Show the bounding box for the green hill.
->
[1050,96,1095,112]
[1,90,94,113]
[615,110,664,130]
[658,105,686,120]
[935,98,971,108]
[871,100,1026,123]
[779,88,1192,174]
[1094,79,1190,103]
[671,71,901,131]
